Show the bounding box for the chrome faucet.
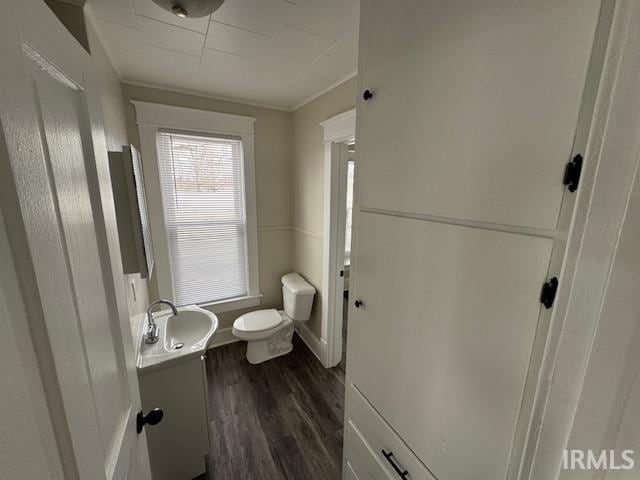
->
[145,299,178,344]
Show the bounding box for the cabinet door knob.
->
[137,408,164,434]
[363,89,374,101]
[354,299,364,308]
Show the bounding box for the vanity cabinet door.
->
[356,0,600,229]
[348,212,553,480]
[140,357,209,480]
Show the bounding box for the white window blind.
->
[157,130,248,306]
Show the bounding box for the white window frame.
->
[132,101,261,313]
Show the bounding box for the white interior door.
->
[0,1,151,478]
[347,1,604,479]
[357,0,601,229]
[350,213,553,480]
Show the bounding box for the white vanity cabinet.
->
[138,356,209,480]
[344,1,602,479]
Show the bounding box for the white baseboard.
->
[209,327,239,349]
[295,322,328,367]
[209,324,328,367]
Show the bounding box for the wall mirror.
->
[109,145,155,279]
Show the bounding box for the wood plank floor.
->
[204,333,346,480]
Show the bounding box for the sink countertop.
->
[136,305,218,374]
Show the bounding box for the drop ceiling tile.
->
[245,70,290,93]
[327,29,358,62]
[136,15,205,56]
[96,20,145,53]
[206,21,270,59]
[198,70,288,105]
[142,45,200,74]
[305,54,355,81]
[132,0,210,33]
[259,90,298,110]
[267,25,333,62]
[107,47,148,76]
[195,67,248,96]
[110,49,187,87]
[282,72,333,105]
[286,0,359,40]
[212,0,295,37]
[109,46,199,85]
[201,48,254,75]
[89,0,136,27]
[92,0,359,109]
[141,67,197,87]
[253,51,306,79]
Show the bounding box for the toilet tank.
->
[281,273,316,321]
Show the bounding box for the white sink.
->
[137,305,218,373]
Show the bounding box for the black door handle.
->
[381,450,409,479]
[363,89,374,101]
[137,408,164,434]
[354,299,364,308]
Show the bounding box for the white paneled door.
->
[350,213,553,480]
[0,0,151,479]
[357,0,601,229]
[347,1,603,480]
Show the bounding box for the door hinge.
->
[540,277,559,309]
[563,154,583,192]
[340,270,344,277]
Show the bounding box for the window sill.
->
[197,294,262,314]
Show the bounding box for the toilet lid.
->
[233,309,283,333]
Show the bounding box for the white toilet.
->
[232,273,316,364]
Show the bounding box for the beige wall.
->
[291,77,357,337]
[88,23,354,337]
[121,84,294,329]
[86,19,150,322]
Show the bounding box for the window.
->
[157,130,250,306]
[133,101,259,312]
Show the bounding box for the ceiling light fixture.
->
[152,0,226,18]
[171,5,188,17]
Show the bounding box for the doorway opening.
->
[340,143,355,368]
[320,109,356,368]
[327,140,355,370]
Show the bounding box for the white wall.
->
[86,18,151,326]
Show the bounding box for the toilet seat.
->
[233,308,284,337]
[231,272,315,364]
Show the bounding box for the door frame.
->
[521,0,640,477]
[320,109,356,368]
